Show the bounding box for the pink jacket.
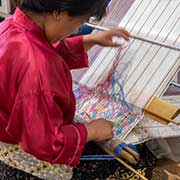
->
[0,8,88,166]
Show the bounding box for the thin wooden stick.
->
[143,109,180,126]
[85,22,180,52]
[97,143,149,180]
[125,146,140,160]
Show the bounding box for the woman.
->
[0,0,130,179]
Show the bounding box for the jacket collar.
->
[13,7,48,43]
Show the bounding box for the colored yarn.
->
[74,48,142,140]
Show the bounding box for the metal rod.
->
[85,22,180,51]
[171,81,180,88]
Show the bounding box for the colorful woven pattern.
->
[74,47,142,141]
[74,85,141,140]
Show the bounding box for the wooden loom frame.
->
[74,0,180,112]
[73,0,180,179]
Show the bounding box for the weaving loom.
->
[72,1,180,178]
[78,0,179,106]
[72,0,180,143]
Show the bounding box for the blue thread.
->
[117,79,132,113]
[80,157,114,161]
[109,72,132,114]
[128,144,138,153]
[81,155,113,158]
[80,155,114,161]
[114,143,127,156]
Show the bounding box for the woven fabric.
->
[0,142,73,180]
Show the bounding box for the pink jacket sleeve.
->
[6,92,87,166]
[54,36,89,70]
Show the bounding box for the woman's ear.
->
[53,11,70,21]
[53,12,61,21]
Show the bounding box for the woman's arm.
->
[7,92,87,166]
[83,28,131,51]
[54,28,130,69]
[54,36,89,69]
[7,92,114,166]
[84,119,114,142]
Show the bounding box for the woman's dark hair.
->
[20,0,109,21]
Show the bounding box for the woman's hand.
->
[83,28,131,51]
[84,119,114,142]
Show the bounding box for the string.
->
[74,47,141,139]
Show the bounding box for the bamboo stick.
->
[85,23,180,52]
[143,109,180,126]
[97,143,149,180]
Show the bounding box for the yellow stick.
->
[97,143,149,180]
[110,140,138,164]
[85,22,180,51]
[120,149,137,164]
[144,109,180,126]
[125,146,140,160]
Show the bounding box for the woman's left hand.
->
[83,28,131,51]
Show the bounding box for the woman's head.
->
[20,0,108,21]
[19,0,109,42]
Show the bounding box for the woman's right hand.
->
[84,119,114,142]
